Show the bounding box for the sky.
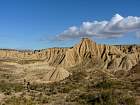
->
[0,0,140,49]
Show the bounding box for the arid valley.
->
[0,0,140,105]
[0,38,140,105]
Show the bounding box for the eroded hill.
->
[0,38,139,70]
[0,38,140,105]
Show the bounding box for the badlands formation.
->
[0,38,140,82]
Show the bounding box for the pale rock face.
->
[127,61,140,81]
[0,38,139,71]
[44,67,69,82]
[45,48,67,65]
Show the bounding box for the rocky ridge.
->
[0,38,139,71]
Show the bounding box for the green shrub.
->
[0,81,24,93]
[3,96,37,105]
[119,96,136,105]
[95,81,112,89]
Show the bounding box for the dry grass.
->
[0,60,139,105]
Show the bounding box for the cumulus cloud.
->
[54,14,140,40]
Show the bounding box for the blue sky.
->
[0,0,140,49]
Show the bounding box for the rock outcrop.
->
[0,38,139,71]
[127,61,140,81]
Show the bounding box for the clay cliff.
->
[0,38,139,71]
[61,38,140,70]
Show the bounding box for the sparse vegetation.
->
[0,62,139,105]
[17,59,43,64]
[0,80,24,93]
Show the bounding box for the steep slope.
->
[63,38,122,68]
[23,64,70,82]
[0,38,139,71]
[45,48,68,65]
[62,38,140,70]
[127,61,140,81]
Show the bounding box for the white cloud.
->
[55,14,140,40]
